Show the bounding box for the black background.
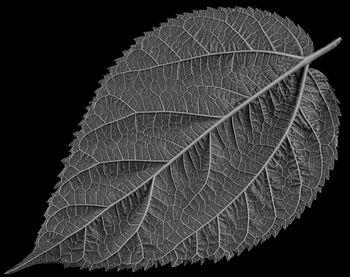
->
[2,0,348,276]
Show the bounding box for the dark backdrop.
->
[2,0,348,276]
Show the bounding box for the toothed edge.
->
[6,6,324,274]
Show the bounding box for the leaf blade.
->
[6,8,341,274]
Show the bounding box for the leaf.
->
[6,7,341,274]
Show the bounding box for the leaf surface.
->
[6,7,340,274]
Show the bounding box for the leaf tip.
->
[4,263,27,275]
[4,266,17,275]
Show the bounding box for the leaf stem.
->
[303,37,342,65]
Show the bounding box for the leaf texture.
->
[6,6,340,274]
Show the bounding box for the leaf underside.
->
[7,6,340,274]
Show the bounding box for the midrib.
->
[13,38,341,272]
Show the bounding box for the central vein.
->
[20,38,341,270]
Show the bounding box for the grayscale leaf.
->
[6,6,341,274]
